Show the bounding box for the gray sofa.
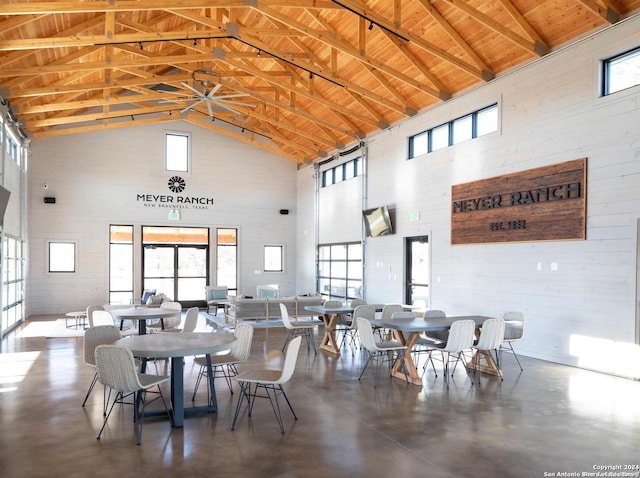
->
[215,295,324,326]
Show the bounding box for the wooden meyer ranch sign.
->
[451,158,587,245]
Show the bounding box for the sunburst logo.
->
[168,176,186,193]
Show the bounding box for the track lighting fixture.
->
[193,39,198,47]
[138,42,143,50]
[368,21,374,31]
[257,49,261,57]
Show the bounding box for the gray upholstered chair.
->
[205,285,229,315]
[81,325,123,408]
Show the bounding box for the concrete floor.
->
[1,316,639,478]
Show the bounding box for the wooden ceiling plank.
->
[575,0,621,23]
[7,73,193,99]
[326,0,491,81]
[441,0,549,56]
[416,0,491,75]
[253,3,450,99]
[360,63,416,117]
[345,89,391,127]
[380,28,450,99]
[0,1,246,15]
[32,115,177,139]
[497,0,549,48]
[0,30,229,51]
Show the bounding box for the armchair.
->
[205,285,229,315]
[256,284,279,298]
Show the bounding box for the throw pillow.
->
[142,289,156,304]
[211,289,227,300]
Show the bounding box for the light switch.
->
[550,262,559,271]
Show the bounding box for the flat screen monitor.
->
[0,185,10,224]
[363,205,393,237]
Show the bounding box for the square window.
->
[477,105,498,136]
[452,115,473,144]
[49,242,76,273]
[264,245,283,272]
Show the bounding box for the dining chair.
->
[413,309,447,372]
[93,309,136,336]
[94,344,172,445]
[356,317,407,388]
[81,325,123,408]
[160,306,199,333]
[472,318,506,381]
[148,301,182,331]
[323,299,347,341]
[500,311,525,371]
[281,302,317,354]
[86,305,104,328]
[376,304,404,340]
[340,304,375,353]
[191,323,253,399]
[428,319,476,387]
[231,336,302,434]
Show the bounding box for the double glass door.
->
[142,227,209,308]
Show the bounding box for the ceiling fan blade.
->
[206,99,214,117]
[212,93,249,99]
[180,98,205,113]
[214,102,243,115]
[181,82,204,97]
[206,83,222,98]
[215,99,258,108]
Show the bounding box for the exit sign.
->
[168,210,180,221]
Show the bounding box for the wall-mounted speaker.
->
[279,209,289,215]
[44,197,56,204]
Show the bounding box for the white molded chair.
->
[93,308,136,336]
[413,309,447,372]
[94,345,172,445]
[81,325,123,407]
[472,318,506,380]
[86,305,104,328]
[356,317,407,388]
[340,304,375,353]
[428,319,476,387]
[231,336,302,434]
[192,323,254,399]
[281,302,317,354]
[500,311,525,371]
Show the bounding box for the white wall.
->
[298,15,640,378]
[28,121,298,314]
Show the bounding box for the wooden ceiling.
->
[1,1,639,165]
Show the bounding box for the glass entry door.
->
[405,236,430,309]
[142,227,209,308]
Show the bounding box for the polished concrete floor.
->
[1,315,639,478]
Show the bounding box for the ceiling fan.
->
[161,76,255,117]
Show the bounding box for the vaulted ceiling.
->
[1,1,639,165]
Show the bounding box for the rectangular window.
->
[2,235,25,334]
[452,115,472,144]
[264,245,283,272]
[217,228,237,294]
[476,105,498,136]
[320,157,362,188]
[408,103,498,159]
[165,132,190,172]
[603,46,640,95]
[431,124,449,151]
[109,225,133,304]
[317,242,362,302]
[48,241,76,273]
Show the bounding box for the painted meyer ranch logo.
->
[450,158,587,245]
[137,176,214,210]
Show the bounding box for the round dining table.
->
[110,307,180,335]
[115,332,236,427]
